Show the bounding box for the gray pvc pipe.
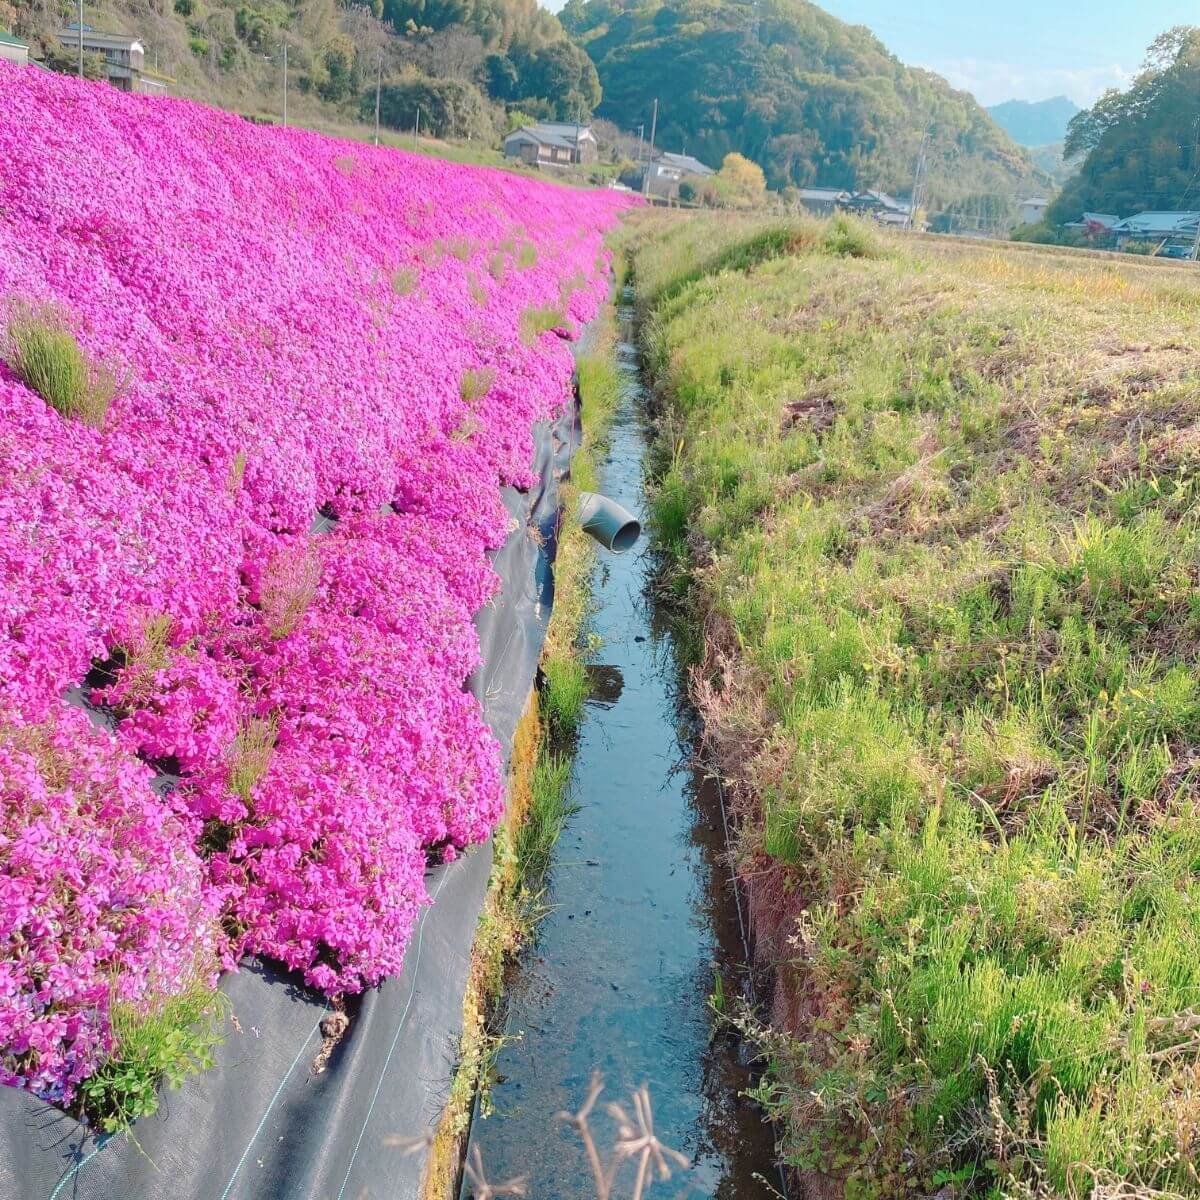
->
[578,491,641,553]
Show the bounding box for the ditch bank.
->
[458,289,780,1198]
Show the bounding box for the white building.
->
[1019,197,1049,225]
[0,31,29,66]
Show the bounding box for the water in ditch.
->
[460,293,780,1198]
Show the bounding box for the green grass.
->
[459,365,497,404]
[629,211,1200,1197]
[79,983,225,1133]
[513,752,579,894]
[5,305,116,427]
[541,655,589,739]
[519,304,565,346]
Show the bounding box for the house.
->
[1064,212,1120,232]
[1019,197,1049,225]
[1110,211,1200,255]
[0,31,29,66]
[638,150,715,199]
[846,189,912,226]
[502,123,598,168]
[796,187,851,215]
[58,24,169,94]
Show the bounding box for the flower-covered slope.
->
[0,64,631,1105]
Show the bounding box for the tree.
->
[718,152,766,205]
[1050,26,1200,223]
[413,27,485,82]
[369,72,502,141]
[483,52,518,100]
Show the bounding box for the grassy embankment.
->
[421,291,623,1198]
[630,211,1200,1199]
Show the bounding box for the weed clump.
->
[391,266,419,296]
[79,983,225,1132]
[5,304,117,427]
[228,715,276,805]
[519,305,565,345]
[460,365,497,404]
[227,449,247,494]
[260,541,320,639]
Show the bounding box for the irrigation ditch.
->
[451,288,782,1199]
[0,272,782,1200]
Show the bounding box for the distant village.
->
[1,41,1192,257]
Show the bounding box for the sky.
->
[817,0,1196,106]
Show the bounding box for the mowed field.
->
[630,213,1200,1198]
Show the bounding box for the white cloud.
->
[923,57,1133,108]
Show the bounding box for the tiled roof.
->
[657,151,713,175]
[1112,211,1200,235]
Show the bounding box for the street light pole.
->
[373,55,382,146]
[77,0,83,78]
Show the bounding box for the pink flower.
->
[0,62,632,1104]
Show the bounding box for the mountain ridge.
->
[986,94,1080,146]
[561,0,1042,207]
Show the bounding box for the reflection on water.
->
[582,664,624,707]
[461,297,780,1198]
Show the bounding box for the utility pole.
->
[413,104,420,151]
[636,123,644,164]
[908,124,929,231]
[281,42,288,127]
[373,55,382,146]
[642,97,658,197]
[77,0,83,78]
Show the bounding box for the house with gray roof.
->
[1110,211,1200,256]
[503,122,598,167]
[797,187,851,215]
[639,149,715,199]
[58,24,170,93]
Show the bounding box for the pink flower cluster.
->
[0,64,631,1103]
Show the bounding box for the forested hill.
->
[5,0,596,136]
[1049,27,1200,223]
[559,0,1040,205]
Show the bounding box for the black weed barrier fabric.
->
[0,366,585,1200]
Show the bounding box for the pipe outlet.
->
[578,492,641,553]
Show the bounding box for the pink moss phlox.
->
[0,63,632,1103]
